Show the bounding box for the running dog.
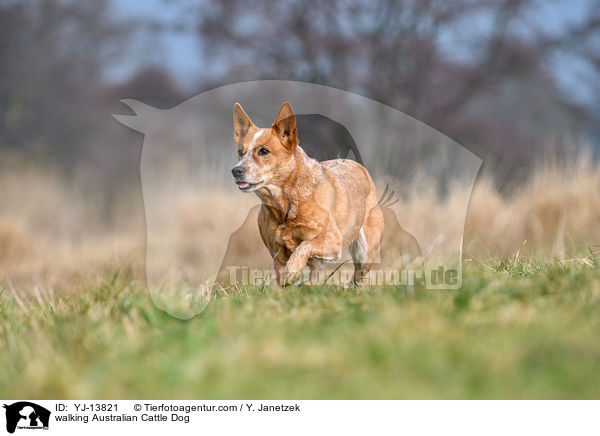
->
[231,102,384,286]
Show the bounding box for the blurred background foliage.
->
[2,0,600,276]
[1,0,599,187]
[2,1,600,398]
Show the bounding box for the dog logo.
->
[3,402,50,433]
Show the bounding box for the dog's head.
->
[231,102,298,192]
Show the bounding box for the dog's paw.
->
[281,264,302,286]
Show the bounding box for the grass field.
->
[1,257,599,399]
[2,156,600,399]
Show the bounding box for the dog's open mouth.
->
[236,181,263,191]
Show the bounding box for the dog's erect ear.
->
[233,103,254,142]
[272,102,298,149]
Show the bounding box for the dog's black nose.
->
[231,166,245,177]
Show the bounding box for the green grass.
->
[1,259,600,399]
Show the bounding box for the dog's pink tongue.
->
[239,183,250,189]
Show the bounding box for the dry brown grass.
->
[465,159,600,259]
[1,153,599,293]
[0,157,144,289]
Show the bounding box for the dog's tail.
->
[378,184,399,208]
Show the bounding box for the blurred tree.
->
[189,0,600,182]
[2,0,599,185]
[0,0,131,163]
[110,67,185,109]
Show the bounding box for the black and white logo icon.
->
[3,402,50,434]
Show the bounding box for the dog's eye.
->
[238,149,244,158]
[257,148,270,156]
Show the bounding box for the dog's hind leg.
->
[351,191,385,285]
[350,227,369,284]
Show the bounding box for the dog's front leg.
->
[282,230,342,285]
